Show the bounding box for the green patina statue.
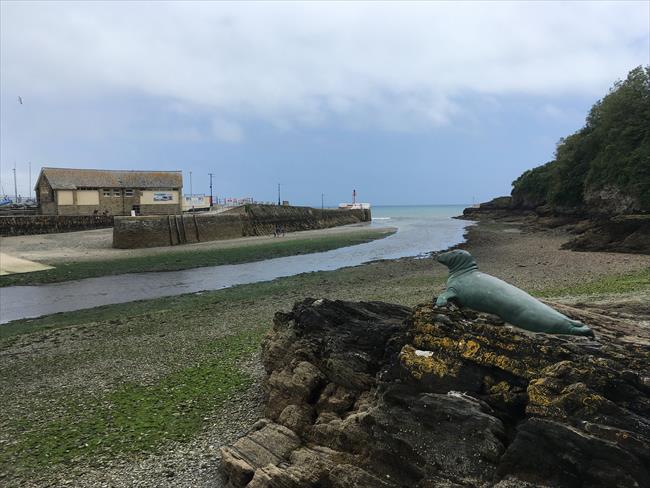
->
[435,249,594,337]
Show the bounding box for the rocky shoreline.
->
[216,210,650,487]
[461,196,650,255]
[220,297,649,487]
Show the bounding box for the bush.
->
[511,161,554,209]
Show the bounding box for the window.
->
[103,189,111,197]
[57,190,74,205]
[124,189,134,197]
[112,189,121,197]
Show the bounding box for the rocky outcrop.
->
[583,185,644,216]
[461,197,650,255]
[561,214,650,254]
[220,298,650,488]
[461,197,537,225]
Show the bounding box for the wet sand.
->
[460,221,650,292]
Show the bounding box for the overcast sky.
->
[1,1,648,205]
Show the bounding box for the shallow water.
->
[0,205,469,323]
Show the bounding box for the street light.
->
[208,172,214,207]
[277,183,281,205]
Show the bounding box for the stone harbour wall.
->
[0,215,114,236]
[113,204,371,249]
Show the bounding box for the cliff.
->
[220,298,650,488]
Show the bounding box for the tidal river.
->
[0,205,469,323]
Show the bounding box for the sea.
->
[0,205,470,323]
[367,205,469,260]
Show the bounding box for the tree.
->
[511,66,650,212]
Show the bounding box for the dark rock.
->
[461,198,650,255]
[220,298,650,487]
[562,215,650,254]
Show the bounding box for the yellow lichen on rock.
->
[460,339,481,358]
[413,334,455,351]
[527,378,557,407]
[489,381,511,395]
[410,307,545,379]
[399,345,459,380]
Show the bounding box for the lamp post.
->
[13,164,18,202]
[208,172,214,207]
[277,183,281,206]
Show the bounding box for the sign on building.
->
[153,192,174,202]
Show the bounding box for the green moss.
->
[0,327,266,475]
[0,229,394,287]
[535,268,650,297]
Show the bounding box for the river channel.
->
[0,205,469,323]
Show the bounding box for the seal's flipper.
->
[436,290,457,307]
[569,320,595,338]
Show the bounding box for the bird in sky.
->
[17,96,23,104]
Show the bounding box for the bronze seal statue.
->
[435,249,594,337]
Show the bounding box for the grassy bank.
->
[0,228,394,287]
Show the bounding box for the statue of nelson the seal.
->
[435,249,594,337]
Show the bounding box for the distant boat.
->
[0,197,12,206]
[339,189,371,210]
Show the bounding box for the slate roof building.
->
[35,167,183,216]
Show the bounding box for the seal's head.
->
[437,249,477,274]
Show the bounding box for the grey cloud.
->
[1,1,648,131]
[211,118,244,143]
